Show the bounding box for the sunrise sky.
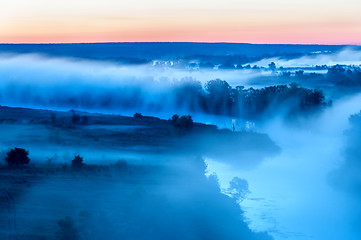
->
[1,0,360,44]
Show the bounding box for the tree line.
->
[174,79,328,119]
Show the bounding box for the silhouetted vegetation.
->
[71,111,89,125]
[71,110,80,124]
[170,114,194,131]
[134,112,143,119]
[172,79,328,119]
[326,65,361,86]
[72,155,85,170]
[268,62,276,70]
[226,177,250,201]
[5,147,30,166]
[2,78,329,121]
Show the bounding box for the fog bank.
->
[207,92,361,240]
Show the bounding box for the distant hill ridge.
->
[0,42,358,60]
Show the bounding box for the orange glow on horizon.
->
[3,28,361,45]
[1,0,360,45]
[2,19,361,45]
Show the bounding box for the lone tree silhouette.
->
[133,112,143,119]
[5,147,30,166]
[71,155,84,170]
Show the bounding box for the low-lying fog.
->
[0,53,261,117]
[0,49,360,116]
[1,48,361,240]
[207,92,361,240]
[251,48,361,68]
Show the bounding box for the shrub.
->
[71,111,90,125]
[5,147,30,166]
[71,155,84,170]
[226,177,250,201]
[134,112,143,119]
[170,114,194,131]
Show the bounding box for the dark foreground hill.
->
[0,106,279,240]
[0,106,279,164]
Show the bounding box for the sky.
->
[0,0,361,44]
